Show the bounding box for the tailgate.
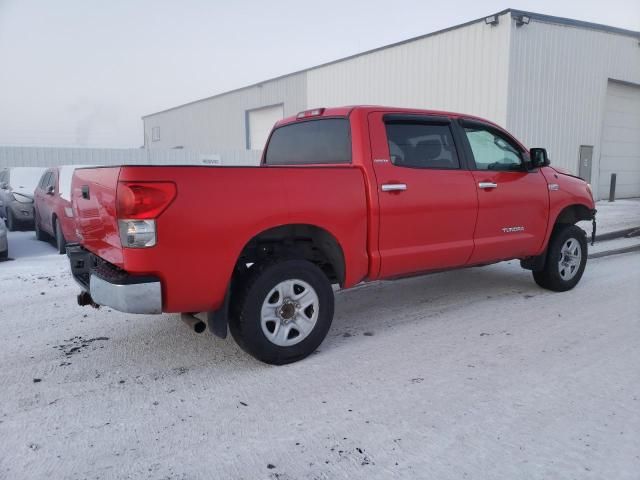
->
[71,166,123,267]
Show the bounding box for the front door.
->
[459,120,549,264]
[369,112,478,278]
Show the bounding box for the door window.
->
[40,172,51,190]
[464,127,523,171]
[38,172,50,189]
[46,172,56,191]
[384,122,459,169]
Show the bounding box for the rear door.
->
[458,119,549,263]
[369,112,478,278]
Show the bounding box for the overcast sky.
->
[0,0,638,148]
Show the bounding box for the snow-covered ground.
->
[1,231,639,479]
[578,198,640,235]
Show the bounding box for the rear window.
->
[264,118,351,165]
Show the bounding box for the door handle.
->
[381,183,407,192]
[478,182,498,189]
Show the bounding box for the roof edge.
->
[142,8,640,119]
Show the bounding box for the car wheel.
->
[0,248,7,261]
[533,224,587,292]
[6,210,16,232]
[54,219,66,254]
[229,258,335,365]
[34,211,46,241]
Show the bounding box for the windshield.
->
[10,167,46,193]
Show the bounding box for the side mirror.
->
[529,148,550,168]
[0,182,7,190]
[46,185,55,195]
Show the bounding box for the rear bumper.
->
[67,244,162,314]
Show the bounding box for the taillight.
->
[117,182,176,219]
[117,182,176,248]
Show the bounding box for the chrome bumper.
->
[67,244,162,314]
[90,273,162,314]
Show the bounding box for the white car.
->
[0,217,7,260]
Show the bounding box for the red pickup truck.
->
[68,106,595,364]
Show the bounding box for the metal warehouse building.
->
[143,9,640,199]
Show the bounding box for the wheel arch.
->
[235,223,346,286]
[553,203,594,227]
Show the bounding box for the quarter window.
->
[384,122,460,169]
[464,127,523,171]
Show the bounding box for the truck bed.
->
[72,165,370,313]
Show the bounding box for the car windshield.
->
[58,165,94,201]
[10,168,46,193]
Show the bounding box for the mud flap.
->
[207,290,230,339]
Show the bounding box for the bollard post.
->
[608,173,617,202]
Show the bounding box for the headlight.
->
[10,193,33,204]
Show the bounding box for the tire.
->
[0,249,7,261]
[54,218,66,254]
[533,224,587,292]
[229,258,335,365]
[6,210,16,232]
[34,211,46,241]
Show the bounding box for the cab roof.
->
[276,106,502,130]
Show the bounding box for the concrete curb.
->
[595,226,640,242]
[589,244,640,259]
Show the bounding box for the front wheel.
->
[230,258,335,365]
[6,210,16,232]
[34,211,46,241]
[533,224,588,292]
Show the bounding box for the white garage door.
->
[247,104,284,150]
[598,81,640,199]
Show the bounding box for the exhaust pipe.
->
[180,313,207,334]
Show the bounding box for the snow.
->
[1,232,639,479]
[578,198,640,236]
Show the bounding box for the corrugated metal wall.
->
[506,19,640,198]
[137,11,640,201]
[0,146,261,168]
[307,16,512,126]
[143,72,307,151]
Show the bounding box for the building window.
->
[152,126,160,142]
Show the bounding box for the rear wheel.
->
[54,218,66,254]
[230,258,334,365]
[533,224,587,292]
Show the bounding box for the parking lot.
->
[1,230,639,479]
